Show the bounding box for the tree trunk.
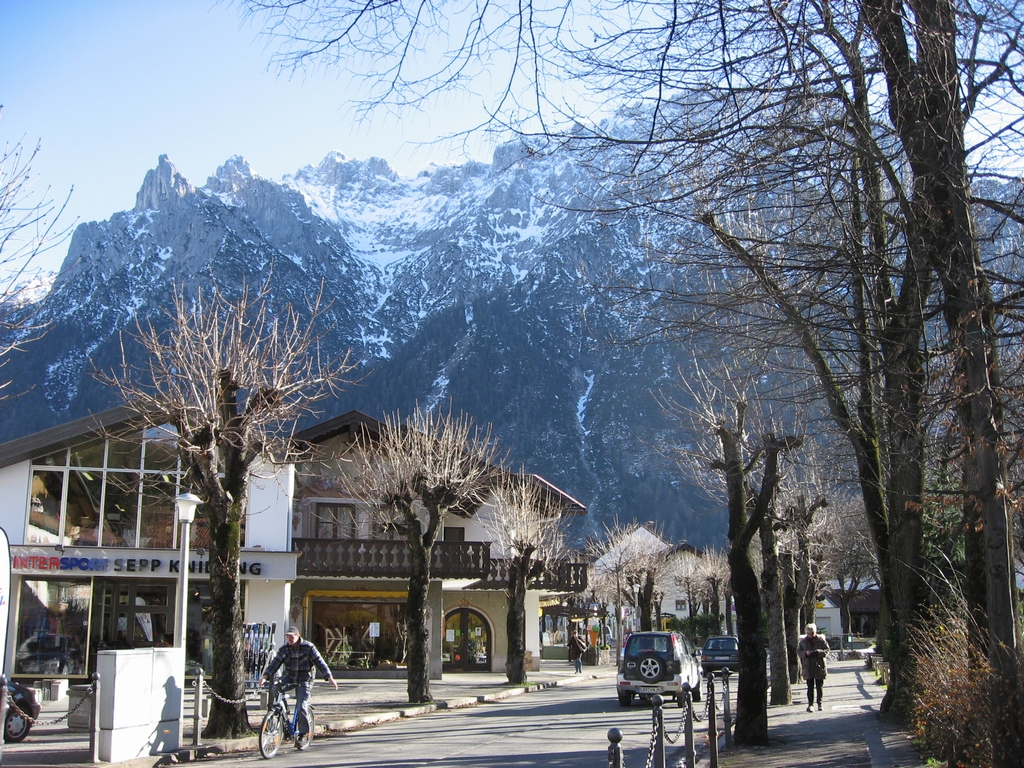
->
[203,501,250,738]
[760,516,790,705]
[505,557,529,684]
[716,406,775,747]
[725,588,734,636]
[730,544,769,745]
[405,537,432,703]
[781,552,801,685]
[638,572,656,632]
[862,1,1021,757]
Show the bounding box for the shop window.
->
[139,476,176,548]
[103,473,140,547]
[69,440,105,469]
[106,440,141,470]
[143,433,179,472]
[311,598,407,669]
[63,470,102,546]
[27,470,63,544]
[15,579,91,676]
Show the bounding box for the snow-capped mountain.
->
[0,144,722,546]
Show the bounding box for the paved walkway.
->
[2,658,923,767]
[710,660,922,768]
[3,660,618,768]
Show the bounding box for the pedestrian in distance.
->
[260,626,339,740]
[567,628,588,674]
[797,623,830,712]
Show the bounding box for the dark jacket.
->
[263,638,332,684]
[567,634,588,660]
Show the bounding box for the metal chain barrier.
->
[7,684,94,727]
[642,703,660,768]
[664,698,688,744]
[204,683,260,706]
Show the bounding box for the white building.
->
[1,408,587,683]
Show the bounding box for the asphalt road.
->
[207,675,702,767]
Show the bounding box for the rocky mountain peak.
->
[206,155,255,196]
[134,155,196,212]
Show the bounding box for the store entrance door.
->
[442,608,491,672]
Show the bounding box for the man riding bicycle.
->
[260,626,338,740]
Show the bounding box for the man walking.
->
[261,626,338,740]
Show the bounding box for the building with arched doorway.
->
[0,408,588,683]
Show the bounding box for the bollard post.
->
[681,684,695,768]
[707,675,719,768]
[721,668,733,749]
[607,727,624,768]
[192,668,203,747]
[652,695,667,768]
[90,672,101,764]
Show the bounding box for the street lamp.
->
[174,492,200,750]
[174,493,201,649]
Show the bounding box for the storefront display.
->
[15,579,90,676]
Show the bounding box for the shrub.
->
[906,603,991,768]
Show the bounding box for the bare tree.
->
[361,405,500,703]
[668,366,804,745]
[696,548,732,636]
[819,497,880,636]
[0,113,72,378]
[99,280,354,738]
[243,0,1024,755]
[779,490,830,684]
[482,471,567,684]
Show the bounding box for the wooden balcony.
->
[293,538,491,579]
[468,559,588,593]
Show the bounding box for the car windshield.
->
[706,638,737,651]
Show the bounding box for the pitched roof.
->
[0,406,137,469]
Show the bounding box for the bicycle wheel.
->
[259,708,285,759]
[295,707,314,750]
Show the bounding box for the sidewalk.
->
[709,659,922,768]
[3,659,618,768]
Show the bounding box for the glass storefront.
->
[15,579,91,676]
[24,428,208,550]
[309,595,407,669]
[14,576,232,678]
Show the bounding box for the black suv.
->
[616,631,702,707]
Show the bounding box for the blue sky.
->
[1,0,494,272]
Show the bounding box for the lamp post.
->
[174,493,201,649]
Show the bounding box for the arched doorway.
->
[442,608,491,672]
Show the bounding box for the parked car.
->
[5,679,41,742]
[700,635,739,676]
[15,633,71,675]
[616,631,702,707]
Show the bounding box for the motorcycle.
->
[4,680,40,743]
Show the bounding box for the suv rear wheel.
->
[618,691,634,707]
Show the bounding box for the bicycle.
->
[258,678,316,758]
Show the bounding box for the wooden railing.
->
[469,559,589,592]
[292,538,491,578]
